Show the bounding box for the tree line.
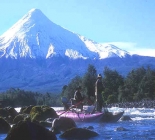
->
[62,65,155,104]
[0,64,155,107]
[0,88,61,107]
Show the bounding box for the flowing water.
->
[1,107,155,140]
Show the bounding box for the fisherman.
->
[95,74,104,112]
[73,86,84,111]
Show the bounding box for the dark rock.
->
[6,107,18,118]
[87,126,94,129]
[121,115,132,121]
[60,127,99,139]
[13,114,26,124]
[0,108,9,118]
[115,126,127,131]
[51,117,76,134]
[20,105,34,114]
[4,115,14,124]
[39,121,52,127]
[5,120,57,140]
[0,117,11,133]
[45,118,55,123]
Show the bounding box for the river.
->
[1,107,155,140]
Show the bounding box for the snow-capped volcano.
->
[0,8,130,59]
[0,9,154,93]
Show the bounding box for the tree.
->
[122,67,146,101]
[138,67,155,99]
[102,67,124,103]
[82,64,97,98]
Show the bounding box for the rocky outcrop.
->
[51,117,76,134]
[20,105,34,114]
[0,107,18,124]
[0,108,9,118]
[5,120,57,140]
[115,126,128,131]
[121,115,132,121]
[6,107,18,118]
[13,114,28,124]
[30,105,58,121]
[0,117,11,133]
[60,127,98,139]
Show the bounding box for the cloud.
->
[101,42,155,57]
[130,48,155,57]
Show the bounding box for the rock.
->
[5,120,57,140]
[121,115,132,121]
[0,107,19,124]
[51,117,76,133]
[115,126,127,131]
[6,107,18,118]
[60,127,99,139]
[0,108,9,118]
[45,118,55,123]
[39,121,52,127]
[0,117,11,133]
[30,105,58,121]
[13,114,27,124]
[20,105,34,114]
[87,126,94,130]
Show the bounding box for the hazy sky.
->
[0,0,155,57]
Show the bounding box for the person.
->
[95,74,104,112]
[61,97,70,111]
[74,86,83,102]
[72,86,84,111]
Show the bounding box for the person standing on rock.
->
[95,74,104,112]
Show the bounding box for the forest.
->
[0,64,155,107]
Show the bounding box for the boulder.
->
[51,117,76,133]
[20,105,34,114]
[6,107,18,118]
[39,121,52,127]
[13,114,27,124]
[121,115,132,121]
[5,120,57,140]
[86,126,94,130]
[60,127,99,139]
[115,126,128,131]
[30,105,58,121]
[0,108,9,118]
[0,117,11,133]
[0,108,15,124]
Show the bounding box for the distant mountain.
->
[0,9,154,93]
[0,8,130,59]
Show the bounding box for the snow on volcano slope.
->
[0,8,130,60]
[79,35,131,59]
[0,9,97,59]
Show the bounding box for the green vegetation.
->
[62,65,155,104]
[0,88,61,107]
[0,65,155,107]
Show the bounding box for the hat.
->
[97,74,102,78]
[76,86,81,90]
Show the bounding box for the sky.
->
[0,0,155,57]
